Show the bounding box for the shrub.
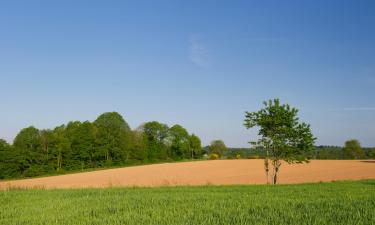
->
[208,153,219,160]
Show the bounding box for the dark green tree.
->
[368,148,375,159]
[40,129,53,164]
[244,99,316,184]
[65,121,97,169]
[13,126,45,176]
[128,129,148,161]
[141,121,169,160]
[189,134,202,159]
[0,139,22,179]
[50,125,71,171]
[94,112,131,164]
[169,124,190,159]
[343,139,364,159]
[209,140,227,157]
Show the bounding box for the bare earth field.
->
[1,159,374,189]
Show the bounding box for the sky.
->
[1,0,374,147]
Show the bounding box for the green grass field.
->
[1,180,374,225]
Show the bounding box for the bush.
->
[236,154,241,159]
[208,153,219,160]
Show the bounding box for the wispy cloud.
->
[188,34,211,68]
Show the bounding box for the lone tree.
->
[343,139,364,159]
[244,99,316,184]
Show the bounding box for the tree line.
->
[224,142,375,160]
[0,112,203,179]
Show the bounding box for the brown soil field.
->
[1,159,374,189]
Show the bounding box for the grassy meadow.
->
[1,180,374,225]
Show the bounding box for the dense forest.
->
[0,112,203,179]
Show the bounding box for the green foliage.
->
[209,140,227,157]
[0,113,202,179]
[189,134,202,159]
[368,148,375,159]
[244,99,316,184]
[208,153,219,160]
[1,180,374,225]
[12,126,46,176]
[343,139,365,159]
[314,146,344,159]
[128,130,148,160]
[94,112,130,132]
[169,124,190,159]
[94,112,131,164]
[141,121,169,160]
[226,145,375,160]
[0,140,22,179]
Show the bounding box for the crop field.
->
[0,180,374,225]
[1,160,375,189]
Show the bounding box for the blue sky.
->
[1,0,374,147]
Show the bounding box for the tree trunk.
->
[264,158,269,184]
[272,160,282,185]
[264,149,270,184]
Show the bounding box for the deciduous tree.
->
[94,112,131,164]
[343,139,364,159]
[169,124,190,159]
[244,99,316,184]
[189,134,202,159]
[209,140,227,157]
[141,121,169,160]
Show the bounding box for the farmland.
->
[1,180,374,225]
[1,159,375,189]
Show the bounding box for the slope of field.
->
[1,181,374,225]
[1,159,375,189]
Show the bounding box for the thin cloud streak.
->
[188,34,212,68]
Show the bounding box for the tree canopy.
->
[244,99,316,184]
[209,140,227,157]
[343,139,364,159]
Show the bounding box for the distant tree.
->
[128,130,148,160]
[314,146,344,159]
[94,112,131,131]
[13,126,41,152]
[65,121,97,169]
[209,140,227,157]
[169,124,190,159]
[13,126,45,176]
[368,148,375,159]
[189,134,202,159]
[0,139,22,179]
[94,112,131,164]
[40,129,53,163]
[141,121,169,160]
[244,99,316,184]
[51,125,71,171]
[343,139,364,159]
